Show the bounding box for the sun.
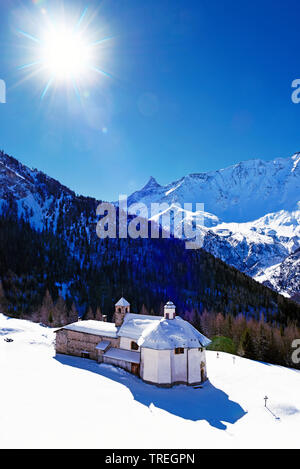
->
[41,25,92,81]
[17,7,112,99]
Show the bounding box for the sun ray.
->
[18,61,42,70]
[11,66,46,91]
[17,29,41,44]
[75,6,88,30]
[16,6,113,100]
[91,66,111,78]
[72,78,81,101]
[41,77,53,100]
[90,36,113,47]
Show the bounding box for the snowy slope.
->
[257,248,300,298]
[0,152,69,231]
[0,151,99,233]
[204,209,300,280]
[1,314,300,449]
[128,153,300,223]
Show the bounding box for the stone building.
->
[55,298,211,387]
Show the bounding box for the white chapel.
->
[55,298,211,386]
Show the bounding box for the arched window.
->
[131,341,139,351]
[118,307,121,313]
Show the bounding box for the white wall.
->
[188,349,206,384]
[157,350,171,384]
[141,348,171,385]
[120,336,139,351]
[141,348,157,383]
[171,349,187,383]
[142,347,207,386]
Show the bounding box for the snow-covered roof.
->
[165,301,175,309]
[118,313,161,341]
[118,314,211,350]
[137,317,211,349]
[95,340,111,351]
[58,320,118,338]
[103,347,140,364]
[56,314,211,350]
[115,297,130,307]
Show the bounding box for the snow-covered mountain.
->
[0,149,299,300]
[205,209,300,289]
[258,248,300,299]
[126,154,300,299]
[0,150,100,232]
[128,154,300,223]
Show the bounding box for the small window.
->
[81,352,90,359]
[131,341,139,351]
[174,347,184,355]
[118,307,121,313]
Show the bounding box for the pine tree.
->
[257,321,270,361]
[191,308,201,331]
[140,304,148,315]
[238,328,255,359]
[69,302,78,323]
[95,306,102,321]
[39,290,55,326]
[215,312,225,336]
[55,296,68,326]
[0,280,8,314]
[84,306,94,320]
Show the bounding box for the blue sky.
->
[0,0,300,201]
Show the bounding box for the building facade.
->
[55,298,211,387]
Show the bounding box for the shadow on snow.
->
[54,354,246,430]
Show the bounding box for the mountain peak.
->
[143,176,160,190]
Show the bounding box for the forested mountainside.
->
[0,149,299,331]
[125,153,300,299]
[0,208,299,328]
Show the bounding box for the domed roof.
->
[165,301,175,309]
[118,314,211,350]
[115,297,130,307]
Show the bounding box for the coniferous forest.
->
[1,207,300,368]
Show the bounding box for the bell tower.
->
[164,301,176,320]
[114,297,130,326]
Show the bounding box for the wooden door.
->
[131,363,140,376]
